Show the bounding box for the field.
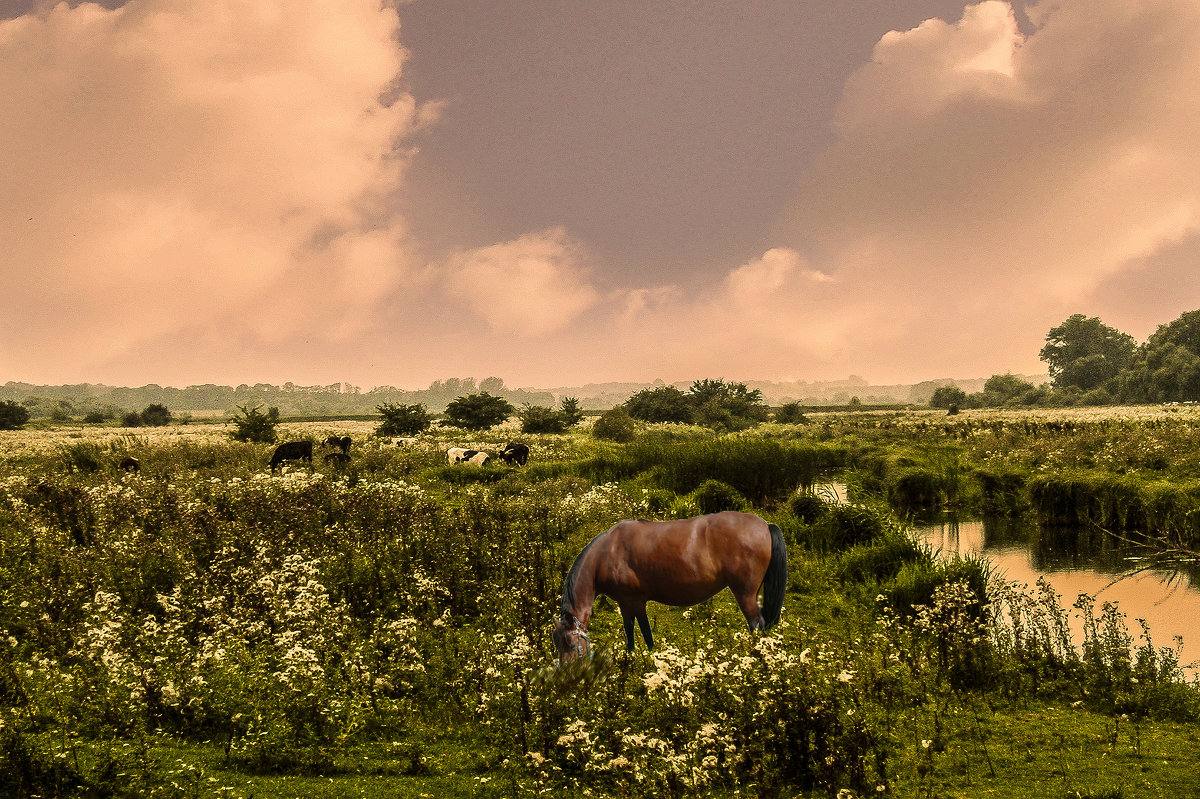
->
[3,409,1200,798]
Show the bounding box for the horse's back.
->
[598,512,772,604]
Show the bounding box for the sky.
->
[2,0,1199,390]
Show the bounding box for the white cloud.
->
[441,228,601,336]
[0,0,426,380]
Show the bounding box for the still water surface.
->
[818,484,1200,670]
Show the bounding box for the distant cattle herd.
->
[112,435,532,475]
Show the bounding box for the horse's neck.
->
[567,553,599,628]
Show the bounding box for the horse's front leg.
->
[636,613,654,650]
[621,611,638,653]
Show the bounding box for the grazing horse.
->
[552,511,787,663]
[323,435,351,454]
[269,440,313,470]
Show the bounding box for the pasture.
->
[2,410,1200,797]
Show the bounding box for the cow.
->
[323,435,351,454]
[466,450,489,465]
[498,442,529,467]
[324,452,350,465]
[119,456,140,474]
[447,447,470,463]
[270,440,313,470]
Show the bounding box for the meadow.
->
[3,408,1200,798]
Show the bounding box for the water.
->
[816,483,1200,669]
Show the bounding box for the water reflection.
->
[914,515,1200,669]
[813,482,1200,669]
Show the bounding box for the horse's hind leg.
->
[636,613,654,650]
[733,585,765,631]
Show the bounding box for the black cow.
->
[119,456,140,473]
[323,435,351,454]
[270,440,313,470]
[498,442,529,466]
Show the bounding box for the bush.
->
[121,411,143,427]
[789,491,828,523]
[443,392,514,431]
[229,404,280,444]
[591,408,637,442]
[519,404,568,434]
[0,400,30,430]
[376,402,432,436]
[690,479,749,514]
[623,385,693,423]
[774,402,809,424]
[140,403,173,426]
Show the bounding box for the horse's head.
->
[551,615,590,664]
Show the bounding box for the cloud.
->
[441,228,601,336]
[770,0,1200,379]
[0,0,427,381]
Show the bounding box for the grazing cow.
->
[498,442,529,467]
[447,447,470,463]
[323,435,351,454]
[119,456,140,474]
[270,440,313,470]
[324,452,350,465]
[466,450,489,465]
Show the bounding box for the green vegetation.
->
[375,402,433,437]
[442,392,515,430]
[1,410,1199,797]
[228,404,280,444]
[624,379,770,430]
[0,399,29,429]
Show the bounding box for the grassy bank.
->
[0,412,1198,797]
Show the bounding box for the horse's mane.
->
[560,531,606,619]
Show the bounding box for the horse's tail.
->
[760,523,787,629]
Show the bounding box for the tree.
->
[624,385,694,423]
[443,392,514,431]
[929,385,968,409]
[559,396,584,427]
[140,403,173,426]
[229,404,279,444]
[688,379,769,429]
[982,374,1036,405]
[0,400,29,430]
[376,402,432,436]
[1040,314,1136,391]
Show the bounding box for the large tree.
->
[443,392,515,430]
[1039,314,1137,391]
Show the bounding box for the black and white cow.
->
[498,442,529,467]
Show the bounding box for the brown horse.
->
[552,511,787,663]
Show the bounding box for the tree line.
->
[930,308,1200,410]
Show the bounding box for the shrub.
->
[121,411,143,427]
[82,410,111,424]
[789,491,828,523]
[518,404,568,434]
[774,402,808,424]
[228,404,280,444]
[624,385,693,423]
[591,408,637,442]
[443,392,514,431]
[140,403,173,426]
[690,479,749,514]
[376,402,432,436]
[0,400,30,430]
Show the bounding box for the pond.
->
[817,483,1200,672]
